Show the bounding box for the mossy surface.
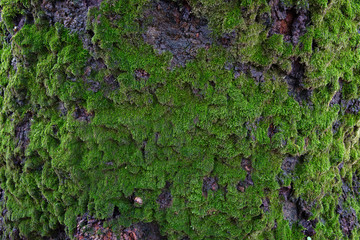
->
[0,0,360,239]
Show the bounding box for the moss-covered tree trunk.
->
[0,0,360,239]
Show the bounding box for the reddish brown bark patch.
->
[269,0,309,45]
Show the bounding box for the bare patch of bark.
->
[142,0,212,67]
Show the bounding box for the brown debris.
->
[75,214,165,240]
[260,198,270,213]
[237,158,254,193]
[218,31,236,48]
[236,174,254,193]
[73,106,94,122]
[74,214,117,240]
[268,123,279,139]
[241,158,253,173]
[104,75,120,91]
[202,177,218,197]
[121,222,165,240]
[134,69,150,81]
[157,182,172,209]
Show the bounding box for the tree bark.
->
[0,0,359,239]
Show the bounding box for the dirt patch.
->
[337,177,359,237]
[329,79,344,107]
[279,186,292,201]
[225,62,266,84]
[332,120,341,134]
[58,102,68,117]
[281,156,298,174]
[337,201,357,237]
[300,219,318,237]
[157,182,172,209]
[234,63,249,78]
[241,158,253,173]
[73,106,94,122]
[260,198,270,213]
[244,117,263,142]
[236,174,254,193]
[225,62,250,79]
[345,98,360,114]
[269,0,309,45]
[49,225,70,240]
[134,69,150,81]
[142,0,212,67]
[41,0,102,33]
[121,222,165,240]
[74,214,116,239]
[104,75,120,91]
[15,112,32,151]
[250,67,265,84]
[353,171,360,195]
[75,214,165,240]
[329,79,360,115]
[283,201,298,223]
[279,185,317,236]
[0,188,6,238]
[202,176,218,197]
[82,58,107,93]
[285,58,312,105]
[218,31,236,48]
[237,158,254,193]
[268,123,279,139]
